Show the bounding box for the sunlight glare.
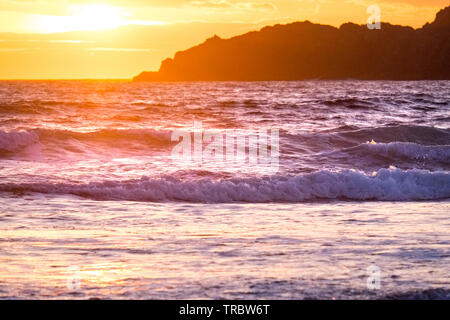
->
[69,4,124,31]
[32,4,127,33]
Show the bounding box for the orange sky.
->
[0,0,448,79]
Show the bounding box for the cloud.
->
[87,47,153,52]
[385,0,449,6]
[240,2,277,11]
[190,0,276,11]
[190,0,233,8]
[0,0,281,10]
[348,0,449,8]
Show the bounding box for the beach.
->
[0,80,449,299]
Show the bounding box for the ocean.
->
[0,80,449,299]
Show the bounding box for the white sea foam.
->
[1,167,449,202]
[0,130,39,152]
[360,141,450,162]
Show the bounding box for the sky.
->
[0,0,448,79]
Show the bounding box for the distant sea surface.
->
[0,80,449,299]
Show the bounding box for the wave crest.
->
[1,168,449,202]
[0,128,174,157]
[349,142,450,163]
[0,130,39,153]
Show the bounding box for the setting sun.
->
[32,4,126,33]
[70,4,124,31]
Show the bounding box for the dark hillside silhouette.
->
[134,6,450,81]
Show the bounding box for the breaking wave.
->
[341,141,450,163]
[1,167,449,202]
[0,130,39,153]
[0,128,174,155]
